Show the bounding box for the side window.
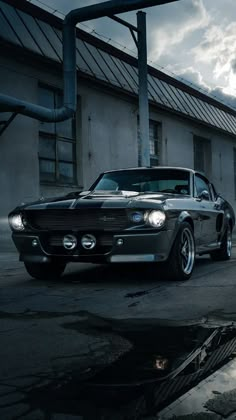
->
[209,183,217,201]
[195,175,211,200]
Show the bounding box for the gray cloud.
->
[210,87,236,110]
[145,0,210,61]
[162,64,236,110]
[172,66,210,90]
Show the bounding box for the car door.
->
[194,174,220,248]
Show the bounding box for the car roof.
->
[103,166,196,175]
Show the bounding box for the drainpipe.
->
[0,0,179,122]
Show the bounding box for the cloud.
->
[148,0,210,61]
[193,22,236,89]
[210,87,236,110]
[172,66,210,90]
[165,64,236,110]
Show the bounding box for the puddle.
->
[16,324,236,419]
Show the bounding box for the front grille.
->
[25,209,128,231]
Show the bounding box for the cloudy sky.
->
[28,0,236,108]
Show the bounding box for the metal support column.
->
[137,11,150,167]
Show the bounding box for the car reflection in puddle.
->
[24,323,236,419]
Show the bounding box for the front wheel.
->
[166,222,195,281]
[24,261,66,280]
[210,225,232,261]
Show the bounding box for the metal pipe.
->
[137,11,150,166]
[64,0,179,24]
[0,0,179,122]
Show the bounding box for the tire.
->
[24,261,66,280]
[210,224,232,261]
[166,222,195,281]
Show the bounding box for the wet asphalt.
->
[1,248,236,419]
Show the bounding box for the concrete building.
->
[1,0,236,248]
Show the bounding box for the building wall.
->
[0,54,139,248]
[78,82,138,188]
[0,53,236,249]
[0,56,40,249]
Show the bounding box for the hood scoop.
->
[81,190,140,199]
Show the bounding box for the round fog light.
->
[81,234,96,250]
[130,211,143,223]
[117,238,124,246]
[63,234,77,250]
[32,239,38,247]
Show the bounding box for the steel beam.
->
[109,15,138,32]
[137,11,150,166]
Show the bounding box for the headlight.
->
[146,210,166,228]
[9,214,25,231]
[130,211,144,223]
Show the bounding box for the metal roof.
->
[1,0,236,137]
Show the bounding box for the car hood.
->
[16,190,190,212]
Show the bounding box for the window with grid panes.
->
[138,119,161,166]
[38,85,76,185]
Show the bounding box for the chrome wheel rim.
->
[227,227,232,257]
[180,228,195,275]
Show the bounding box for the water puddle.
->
[21,323,236,419]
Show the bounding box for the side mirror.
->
[199,190,210,201]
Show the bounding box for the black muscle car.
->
[8,167,235,281]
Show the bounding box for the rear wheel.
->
[24,262,66,280]
[166,222,195,281]
[210,224,232,261]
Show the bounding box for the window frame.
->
[149,119,161,166]
[137,118,161,166]
[38,84,77,186]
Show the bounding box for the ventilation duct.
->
[0,0,178,122]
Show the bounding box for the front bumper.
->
[12,230,174,264]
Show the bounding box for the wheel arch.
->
[224,212,233,233]
[228,217,233,232]
[177,211,194,232]
[168,212,194,256]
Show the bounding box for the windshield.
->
[90,169,190,195]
